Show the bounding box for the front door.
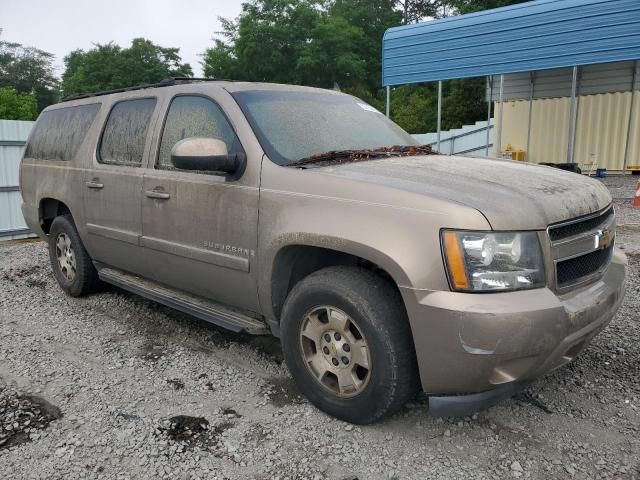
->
[139,93,261,312]
[83,96,158,274]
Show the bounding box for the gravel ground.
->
[0,175,639,480]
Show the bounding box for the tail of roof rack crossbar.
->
[61,77,230,102]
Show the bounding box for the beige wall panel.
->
[574,92,630,170]
[495,98,569,164]
[626,92,640,169]
[496,92,640,170]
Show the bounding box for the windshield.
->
[232,90,419,166]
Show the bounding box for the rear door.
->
[139,90,261,312]
[83,96,159,273]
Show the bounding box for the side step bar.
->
[97,266,269,335]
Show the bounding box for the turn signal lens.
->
[443,231,469,289]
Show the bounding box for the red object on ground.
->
[634,180,640,208]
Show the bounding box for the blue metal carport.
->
[382,0,640,160]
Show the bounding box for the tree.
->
[0,31,58,112]
[0,87,38,120]
[395,0,445,24]
[203,0,399,99]
[61,38,193,97]
[447,0,529,15]
[202,0,530,134]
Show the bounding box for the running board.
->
[97,266,269,335]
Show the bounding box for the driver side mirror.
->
[170,137,242,174]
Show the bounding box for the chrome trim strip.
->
[547,204,613,231]
[548,204,616,290]
[551,214,616,262]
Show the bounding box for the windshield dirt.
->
[232,89,420,166]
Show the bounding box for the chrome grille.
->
[548,207,615,290]
[556,243,614,286]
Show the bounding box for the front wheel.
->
[280,266,419,424]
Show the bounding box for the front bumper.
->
[400,248,626,415]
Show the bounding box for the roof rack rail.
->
[61,77,224,102]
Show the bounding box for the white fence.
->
[413,118,494,156]
[0,120,34,240]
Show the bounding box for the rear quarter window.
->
[99,98,157,167]
[25,103,101,161]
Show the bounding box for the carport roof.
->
[382,0,640,86]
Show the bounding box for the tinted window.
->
[232,90,418,165]
[157,96,238,170]
[25,104,100,161]
[99,98,156,166]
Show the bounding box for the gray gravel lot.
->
[1,175,639,480]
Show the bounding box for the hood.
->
[314,155,612,230]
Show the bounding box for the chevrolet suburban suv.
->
[20,79,626,424]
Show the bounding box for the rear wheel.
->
[280,266,418,424]
[48,215,100,297]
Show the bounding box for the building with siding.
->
[491,62,639,170]
[0,120,34,240]
[382,0,640,171]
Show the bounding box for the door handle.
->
[86,180,104,189]
[145,189,170,200]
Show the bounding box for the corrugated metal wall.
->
[0,120,35,240]
[383,0,640,86]
[489,61,640,101]
[494,92,640,169]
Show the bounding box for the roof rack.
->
[61,77,225,102]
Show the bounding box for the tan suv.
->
[20,79,626,424]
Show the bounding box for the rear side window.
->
[157,95,237,170]
[99,98,156,166]
[25,104,100,161]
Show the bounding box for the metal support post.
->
[623,61,638,170]
[567,66,579,164]
[486,76,492,156]
[436,80,442,152]
[526,72,535,162]
[496,74,504,157]
[385,86,390,118]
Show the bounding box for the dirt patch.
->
[220,407,242,418]
[157,415,234,451]
[137,342,170,362]
[514,389,554,414]
[0,387,62,450]
[1,265,43,283]
[166,378,185,390]
[262,377,304,408]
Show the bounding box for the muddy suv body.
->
[20,80,626,423]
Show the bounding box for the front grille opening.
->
[549,207,613,241]
[556,243,613,287]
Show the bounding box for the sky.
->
[1,0,245,77]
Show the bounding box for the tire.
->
[280,266,419,424]
[48,215,101,297]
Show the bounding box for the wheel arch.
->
[267,241,410,325]
[39,197,73,234]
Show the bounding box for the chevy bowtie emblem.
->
[595,229,613,250]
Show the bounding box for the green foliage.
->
[0,87,38,120]
[203,0,399,94]
[0,34,58,112]
[447,0,529,15]
[61,38,193,97]
[202,0,516,133]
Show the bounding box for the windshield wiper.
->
[287,144,436,168]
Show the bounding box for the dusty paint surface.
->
[317,155,612,230]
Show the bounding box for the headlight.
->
[441,230,545,292]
